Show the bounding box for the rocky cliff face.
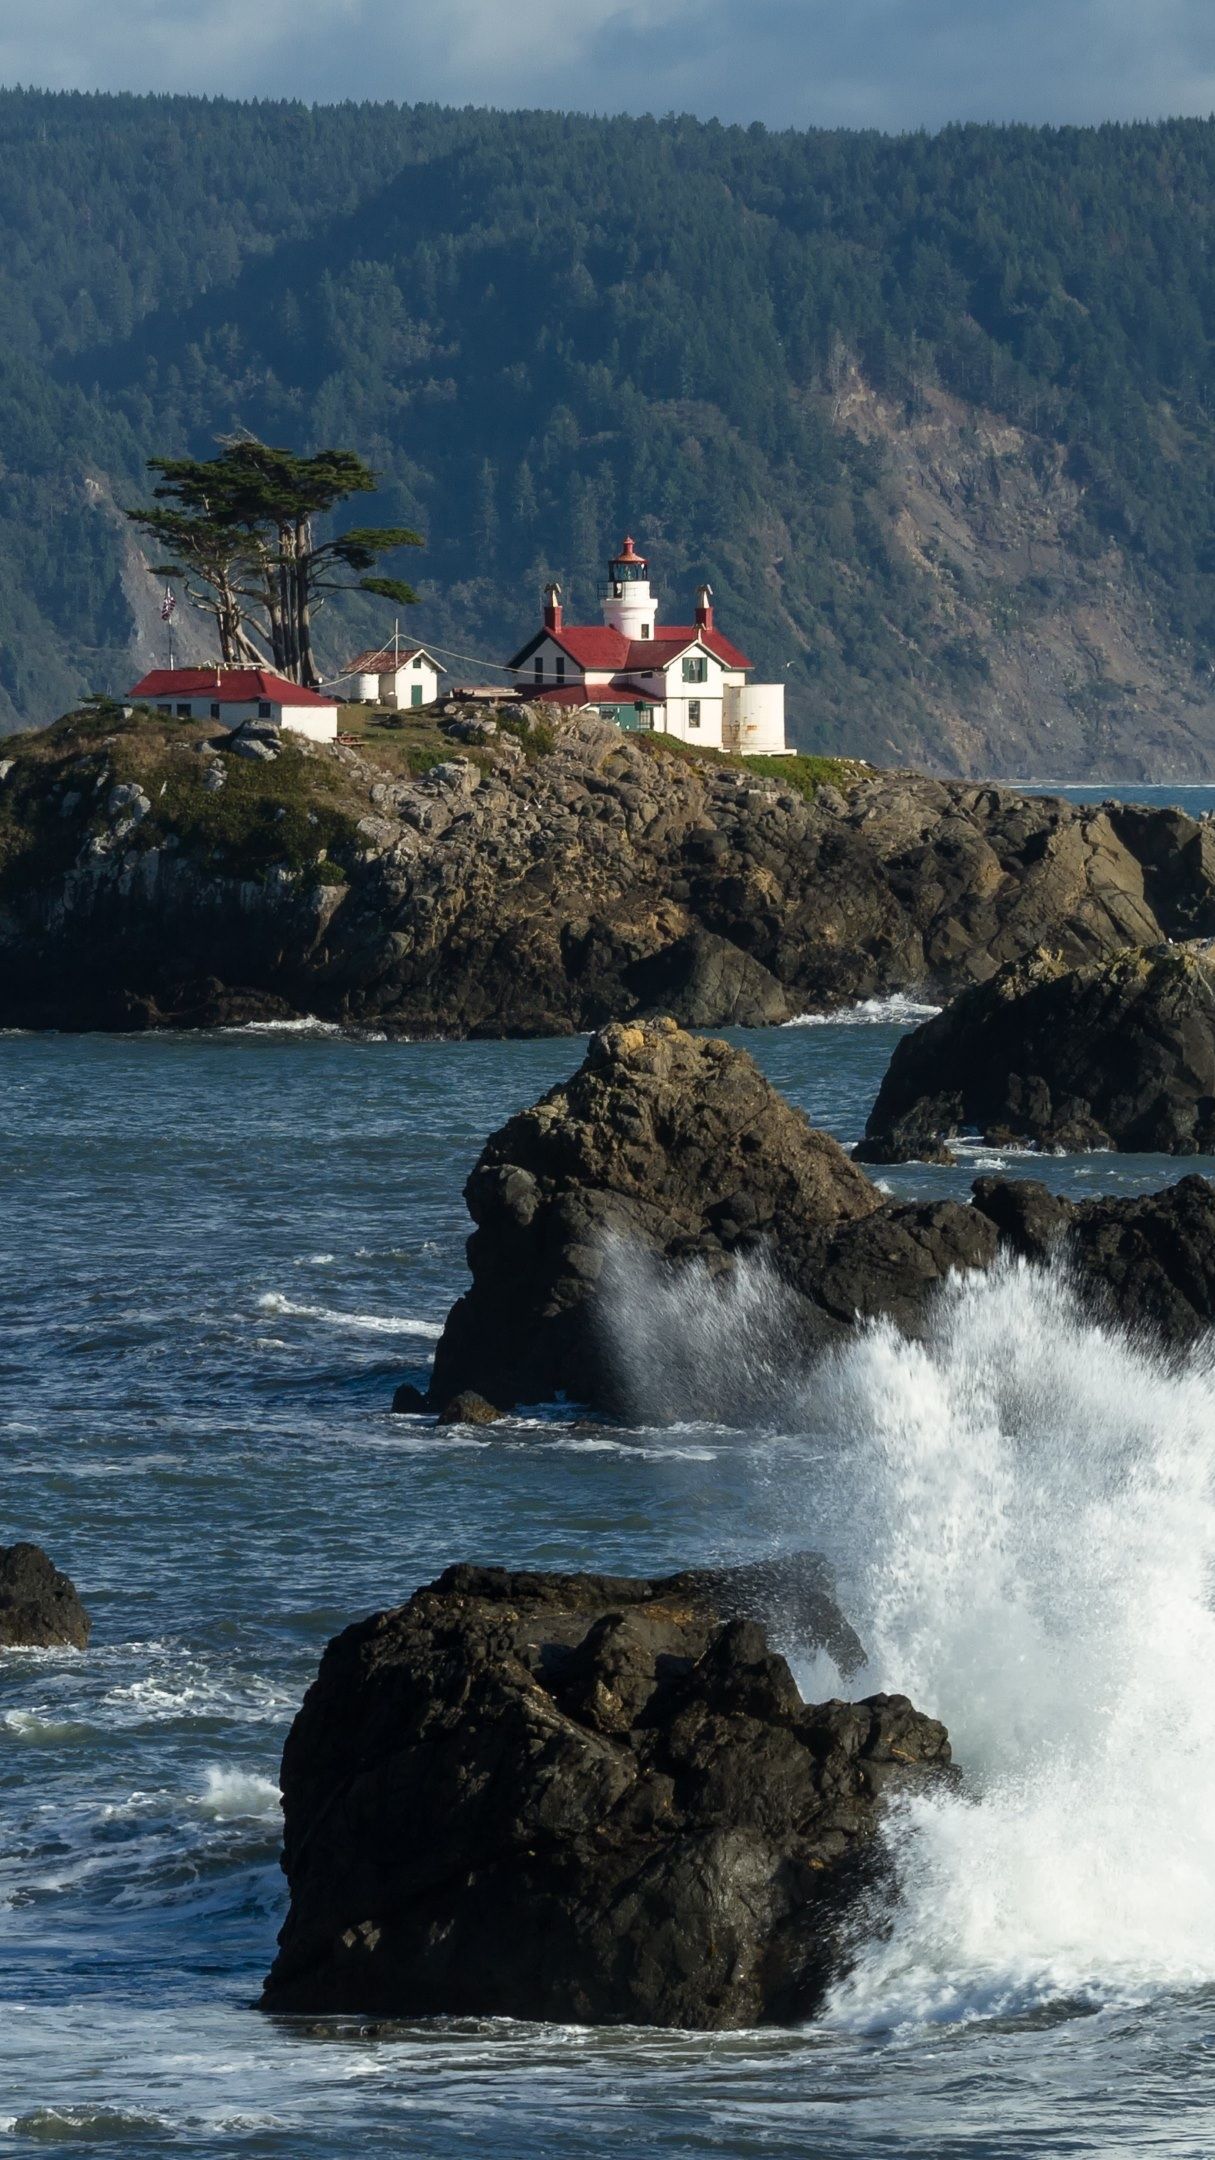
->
[836,373,1215,779]
[261,1561,951,2028]
[3,703,1215,1037]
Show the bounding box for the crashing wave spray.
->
[606,1238,1215,2021]
[813,1258,1215,2024]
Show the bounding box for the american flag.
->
[160,586,176,622]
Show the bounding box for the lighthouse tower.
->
[601,536,656,641]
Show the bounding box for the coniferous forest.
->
[5,88,1215,771]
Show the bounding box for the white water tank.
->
[724,682,786,755]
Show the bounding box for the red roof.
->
[129,668,337,709]
[531,683,662,707]
[509,623,752,676]
[611,534,647,565]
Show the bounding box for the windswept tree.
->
[127,440,424,685]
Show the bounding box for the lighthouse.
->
[505,534,787,754]
[601,536,656,642]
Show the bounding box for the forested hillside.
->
[4,89,1215,774]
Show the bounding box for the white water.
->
[784,994,942,1028]
[811,1261,1215,2026]
[610,1247,1215,2029]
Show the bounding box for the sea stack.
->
[859,942,1215,1157]
[261,1560,950,2028]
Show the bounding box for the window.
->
[688,700,702,729]
[176,702,192,717]
[258,702,272,719]
[682,656,707,683]
[210,703,221,720]
[556,656,566,682]
[640,623,651,638]
[411,683,423,707]
[413,654,423,669]
[157,703,171,714]
[534,656,544,683]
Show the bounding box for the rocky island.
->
[2,701,1215,1034]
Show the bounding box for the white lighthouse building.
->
[506,536,787,754]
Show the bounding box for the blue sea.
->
[3,781,1215,2157]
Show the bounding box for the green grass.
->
[636,732,863,799]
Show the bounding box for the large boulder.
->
[421,1016,1215,1415]
[261,1560,950,2028]
[860,942,1215,1157]
[426,1017,995,1412]
[428,1016,876,1409]
[0,1543,90,1649]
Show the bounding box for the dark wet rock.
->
[970,1175,1075,1260]
[427,1016,883,1411]
[624,928,791,1027]
[1063,1173,1215,1346]
[425,1016,1215,1415]
[435,1391,502,1426]
[261,1560,949,2027]
[390,1382,429,1415]
[862,943,1215,1156]
[0,1542,90,1650]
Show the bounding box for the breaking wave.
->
[785,994,942,1028]
[606,1243,1215,2024]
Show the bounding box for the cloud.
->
[2,0,1214,130]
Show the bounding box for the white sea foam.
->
[784,994,942,1028]
[811,1262,1215,2024]
[195,1767,281,1822]
[608,1245,1215,2026]
[255,1292,442,1339]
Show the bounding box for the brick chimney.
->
[695,582,714,634]
[543,581,563,634]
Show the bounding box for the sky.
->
[2,0,1214,132]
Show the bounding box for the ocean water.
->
[5,965,1215,2144]
[11,760,1215,2160]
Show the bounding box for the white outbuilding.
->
[344,644,444,709]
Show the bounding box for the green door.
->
[411,683,424,707]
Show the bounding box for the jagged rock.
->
[426,1018,1215,1415]
[624,928,791,1027]
[390,1382,430,1415]
[435,1390,502,1426]
[862,943,1215,1156]
[260,1560,949,2027]
[0,1543,90,1649]
[428,1017,883,1410]
[1062,1173,1215,1344]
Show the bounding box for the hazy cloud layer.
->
[4,0,1215,129]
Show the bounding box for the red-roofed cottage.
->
[128,669,339,743]
[506,537,787,754]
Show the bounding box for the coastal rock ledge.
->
[261,1561,949,2028]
